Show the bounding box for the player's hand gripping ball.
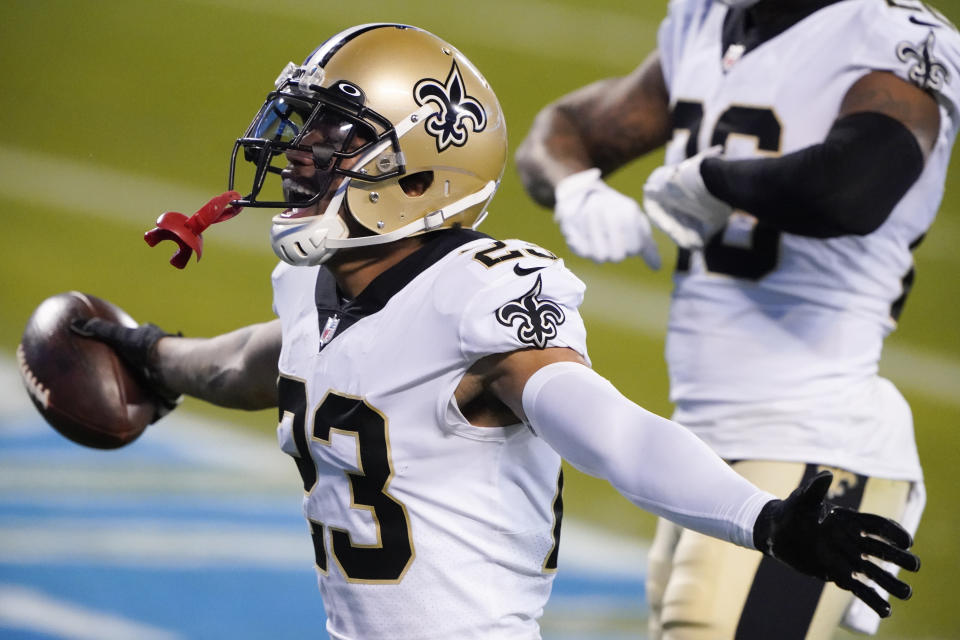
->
[17,292,157,449]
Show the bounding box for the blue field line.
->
[0,628,63,640]
[0,411,201,462]
[1,630,56,640]
[0,422,283,472]
[551,572,644,601]
[0,445,203,467]
[0,495,300,524]
[1,565,323,638]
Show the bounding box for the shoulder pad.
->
[453,240,589,361]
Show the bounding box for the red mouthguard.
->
[145,191,244,269]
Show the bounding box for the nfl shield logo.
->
[722,44,745,71]
[319,315,340,348]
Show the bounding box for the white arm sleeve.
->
[521,362,775,549]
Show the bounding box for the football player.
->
[516,0,958,638]
[75,23,920,639]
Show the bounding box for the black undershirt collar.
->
[313,228,489,350]
[721,0,843,61]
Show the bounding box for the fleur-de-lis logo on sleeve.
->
[897,31,950,92]
[414,61,487,152]
[495,275,566,349]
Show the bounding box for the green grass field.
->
[2,1,959,637]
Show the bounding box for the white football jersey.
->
[271,230,588,640]
[657,0,960,480]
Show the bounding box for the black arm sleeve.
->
[700,112,925,238]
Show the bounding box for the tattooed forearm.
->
[515,105,595,207]
[514,50,672,208]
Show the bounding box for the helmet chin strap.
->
[270,177,497,265]
[325,179,497,249]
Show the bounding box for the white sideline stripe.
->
[0,517,645,576]
[560,519,647,578]
[0,520,311,569]
[0,464,293,495]
[1,144,957,407]
[0,584,180,640]
[183,0,659,66]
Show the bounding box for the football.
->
[17,292,156,449]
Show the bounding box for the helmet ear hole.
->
[399,171,434,197]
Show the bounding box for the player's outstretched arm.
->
[72,318,281,411]
[482,349,919,617]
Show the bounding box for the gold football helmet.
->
[229,24,507,265]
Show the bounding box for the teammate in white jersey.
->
[517,0,958,638]
[73,23,920,640]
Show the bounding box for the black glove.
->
[753,471,920,618]
[70,317,182,421]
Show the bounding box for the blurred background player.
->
[516,0,959,638]
[70,22,918,640]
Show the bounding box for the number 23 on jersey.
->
[278,375,415,583]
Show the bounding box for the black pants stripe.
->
[734,464,867,640]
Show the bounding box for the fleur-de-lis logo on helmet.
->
[414,61,487,152]
[897,31,950,92]
[496,275,566,349]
